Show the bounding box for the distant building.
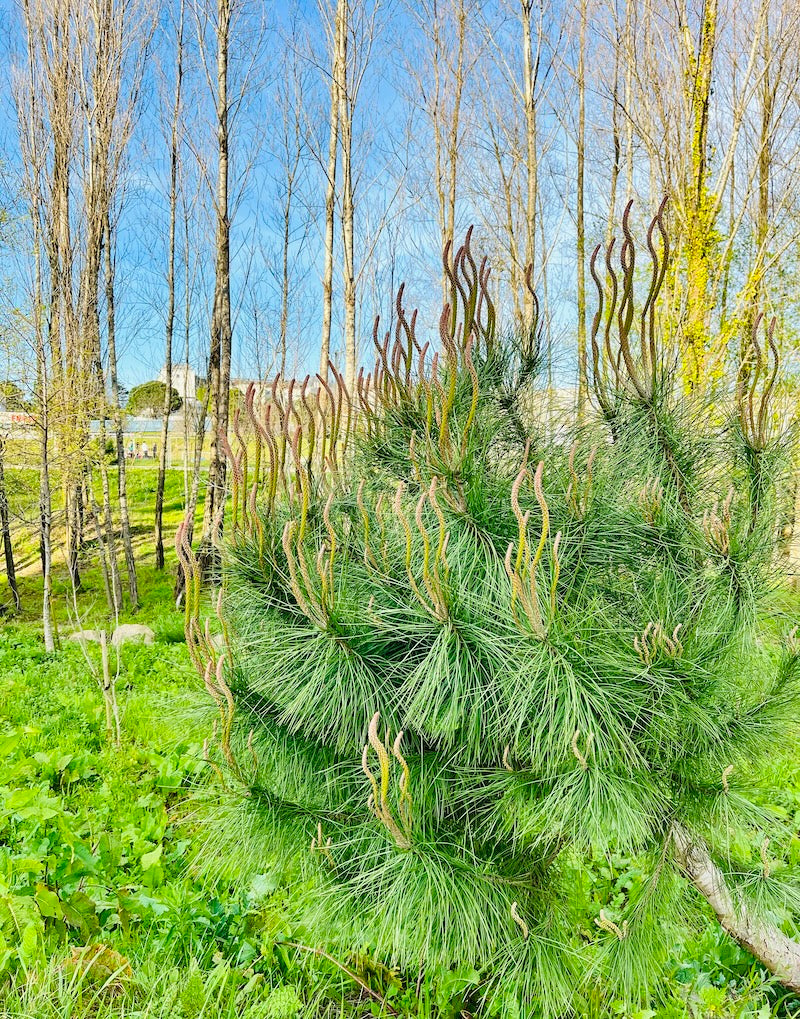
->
[0,410,37,435]
[158,363,200,405]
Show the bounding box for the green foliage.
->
[0,380,29,412]
[2,228,799,1015]
[195,226,800,1016]
[0,625,327,1017]
[0,630,205,974]
[193,383,240,417]
[1,483,798,1016]
[126,381,182,417]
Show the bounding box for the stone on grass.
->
[111,624,155,649]
[66,629,103,644]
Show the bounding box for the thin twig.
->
[284,942,400,1015]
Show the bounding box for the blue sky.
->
[3,0,773,400]
[0,0,601,398]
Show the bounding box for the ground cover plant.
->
[0,606,407,1019]
[2,607,799,1019]
[180,209,800,1017]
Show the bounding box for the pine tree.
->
[179,206,800,1014]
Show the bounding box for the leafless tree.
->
[15,0,149,618]
[273,27,313,379]
[103,209,138,608]
[0,436,20,613]
[156,0,186,570]
[575,0,588,416]
[13,3,56,643]
[198,0,233,564]
[319,0,346,383]
[191,0,265,567]
[403,0,481,304]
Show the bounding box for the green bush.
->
[182,221,800,1016]
[0,381,29,412]
[127,381,181,417]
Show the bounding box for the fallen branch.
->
[672,824,800,992]
[284,942,400,1015]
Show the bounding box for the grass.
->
[2,464,198,621]
[3,454,198,571]
[0,572,375,1017]
[0,612,792,1019]
[0,469,799,1016]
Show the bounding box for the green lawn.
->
[3,464,199,621]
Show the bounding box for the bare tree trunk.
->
[36,198,58,637]
[200,0,233,571]
[86,226,121,612]
[17,2,56,647]
[156,0,184,570]
[87,469,114,613]
[280,180,292,379]
[174,172,206,604]
[175,399,207,602]
[444,0,466,258]
[99,629,121,748]
[97,429,122,614]
[339,0,357,392]
[673,825,800,993]
[576,0,587,418]
[623,0,634,202]
[45,1,81,597]
[538,187,553,426]
[278,74,304,380]
[188,407,206,548]
[0,438,20,614]
[683,0,718,391]
[751,19,774,329]
[431,2,446,306]
[320,0,344,383]
[487,116,522,325]
[104,212,139,608]
[39,411,55,650]
[719,150,735,336]
[80,19,123,615]
[66,482,84,595]
[521,0,540,316]
[426,0,468,305]
[606,7,621,253]
[183,192,192,506]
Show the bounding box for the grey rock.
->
[66,629,103,644]
[111,623,156,649]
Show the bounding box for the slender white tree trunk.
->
[104,212,139,608]
[576,0,587,417]
[521,0,540,317]
[320,0,344,383]
[201,0,233,566]
[339,0,356,392]
[156,0,184,570]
